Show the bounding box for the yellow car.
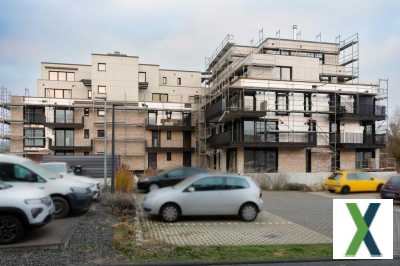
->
[325,171,385,194]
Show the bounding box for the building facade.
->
[9,52,203,173]
[202,35,387,174]
[7,34,388,174]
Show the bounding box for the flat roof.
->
[91,53,139,58]
[41,62,91,67]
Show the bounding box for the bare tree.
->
[387,110,400,171]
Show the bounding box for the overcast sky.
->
[0,0,399,115]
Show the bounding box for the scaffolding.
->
[201,32,389,172]
[0,86,10,152]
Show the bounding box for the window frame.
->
[139,72,147,82]
[177,77,182,86]
[23,128,45,148]
[98,85,106,95]
[97,63,106,72]
[97,130,105,138]
[162,76,167,85]
[84,129,90,139]
[166,152,172,161]
[97,109,105,117]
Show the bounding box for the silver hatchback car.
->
[143,173,263,222]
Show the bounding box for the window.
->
[98,85,106,94]
[162,77,167,85]
[356,150,374,169]
[97,109,105,117]
[66,72,75,81]
[167,130,172,140]
[189,177,225,191]
[24,107,45,124]
[98,63,106,72]
[152,93,168,102]
[48,71,75,81]
[58,72,66,81]
[84,108,89,116]
[226,177,249,189]
[273,66,292,81]
[177,77,182,85]
[97,130,105,138]
[87,90,92,99]
[276,93,289,115]
[166,152,171,161]
[139,72,146,82]
[45,88,72,99]
[304,93,312,117]
[0,163,39,183]
[244,148,277,173]
[84,129,89,139]
[55,108,74,123]
[55,129,74,147]
[24,128,45,147]
[49,71,58,80]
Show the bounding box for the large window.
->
[55,129,74,147]
[273,66,292,81]
[152,93,168,103]
[45,88,72,99]
[190,177,225,191]
[48,71,75,81]
[24,106,45,124]
[24,128,45,147]
[243,120,278,143]
[55,108,74,123]
[244,148,277,173]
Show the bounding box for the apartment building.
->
[8,52,203,173]
[202,34,388,173]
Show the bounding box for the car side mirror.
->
[187,186,195,192]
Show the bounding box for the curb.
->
[104,256,400,266]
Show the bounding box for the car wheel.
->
[0,215,24,244]
[341,186,350,194]
[160,203,180,223]
[239,203,258,222]
[377,184,383,192]
[52,196,70,219]
[149,184,159,192]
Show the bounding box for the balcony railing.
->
[336,102,386,120]
[329,133,385,147]
[208,131,317,147]
[139,81,148,89]
[45,116,84,129]
[48,138,92,152]
[145,118,193,130]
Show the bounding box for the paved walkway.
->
[137,194,331,246]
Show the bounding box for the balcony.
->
[205,99,224,121]
[24,117,46,124]
[335,103,386,121]
[139,81,148,89]
[208,131,317,148]
[45,116,84,129]
[48,138,92,152]
[145,118,193,131]
[330,133,385,148]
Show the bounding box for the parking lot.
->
[138,190,400,254]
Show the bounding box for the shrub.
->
[102,192,136,216]
[115,164,134,193]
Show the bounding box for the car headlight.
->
[70,186,90,193]
[24,196,52,207]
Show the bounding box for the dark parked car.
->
[137,167,208,192]
[380,175,400,200]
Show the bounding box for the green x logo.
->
[346,203,381,257]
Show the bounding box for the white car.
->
[0,154,93,219]
[0,181,54,244]
[143,173,263,222]
[40,162,101,201]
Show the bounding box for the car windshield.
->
[389,175,400,186]
[41,163,67,174]
[328,173,341,180]
[22,159,60,180]
[172,174,204,189]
